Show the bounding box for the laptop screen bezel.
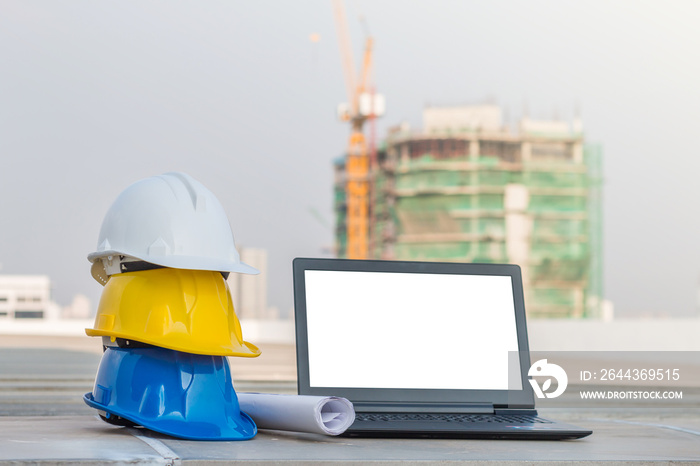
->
[293,257,535,409]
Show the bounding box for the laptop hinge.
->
[353,402,494,414]
[494,408,538,415]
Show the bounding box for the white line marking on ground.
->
[127,428,180,463]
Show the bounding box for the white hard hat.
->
[88,172,258,284]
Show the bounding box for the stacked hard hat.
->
[83,172,261,441]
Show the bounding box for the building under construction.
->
[334,105,603,319]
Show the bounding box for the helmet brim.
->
[85,328,261,358]
[88,250,260,285]
[84,392,257,441]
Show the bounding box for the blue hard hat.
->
[83,346,256,441]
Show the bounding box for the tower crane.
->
[333,0,385,259]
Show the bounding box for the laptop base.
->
[344,420,592,440]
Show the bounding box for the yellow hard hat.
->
[86,268,260,357]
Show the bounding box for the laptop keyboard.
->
[355,413,552,424]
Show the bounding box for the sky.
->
[1,1,699,318]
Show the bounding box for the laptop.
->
[292,258,592,440]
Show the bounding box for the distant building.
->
[62,294,92,319]
[334,104,604,318]
[227,248,278,320]
[0,275,61,320]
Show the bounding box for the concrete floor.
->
[1,337,699,464]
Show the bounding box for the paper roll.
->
[237,393,355,436]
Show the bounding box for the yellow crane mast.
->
[333,0,384,259]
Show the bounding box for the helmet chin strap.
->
[90,261,110,285]
[102,255,161,275]
[117,259,165,273]
[102,336,154,349]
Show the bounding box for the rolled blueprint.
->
[237,393,355,436]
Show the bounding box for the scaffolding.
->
[334,106,603,318]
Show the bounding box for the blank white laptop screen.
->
[304,270,522,391]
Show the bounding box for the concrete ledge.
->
[528,318,700,351]
[4,318,700,350]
